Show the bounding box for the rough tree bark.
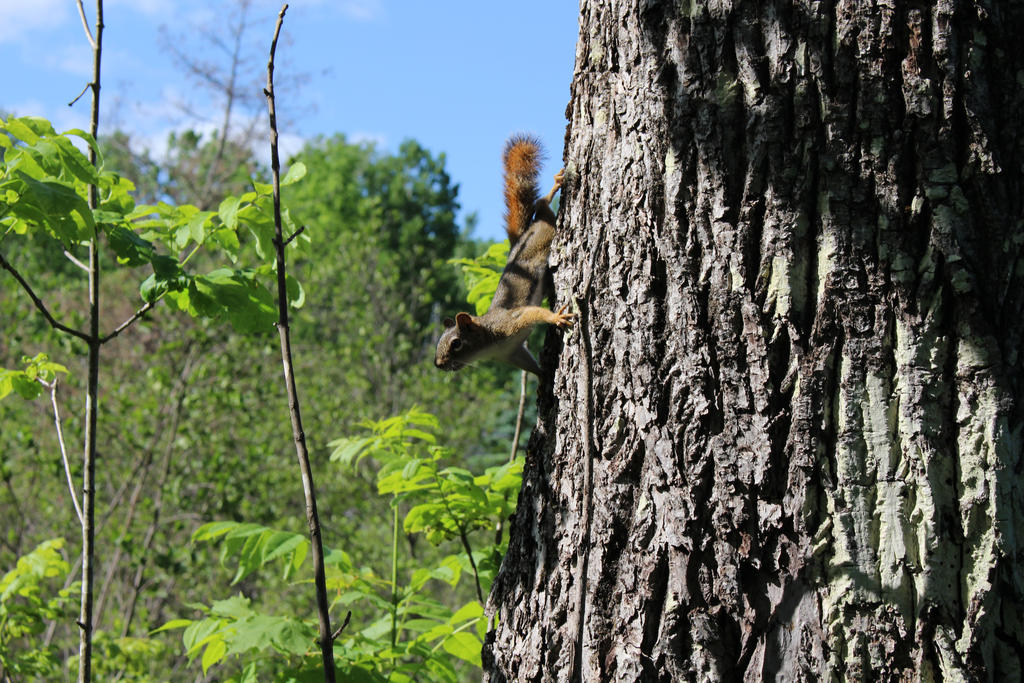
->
[484,1,1024,680]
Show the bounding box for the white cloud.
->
[0,0,71,44]
[337,0,383,21]
[277,132,305,161]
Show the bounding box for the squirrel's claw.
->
[552,303,576,329]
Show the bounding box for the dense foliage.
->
[0,115,527,680]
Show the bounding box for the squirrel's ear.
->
[443,317,455,328]
[455,312,475,329]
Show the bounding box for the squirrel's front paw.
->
[552,303,576,329]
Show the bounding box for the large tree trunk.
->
[484,1,1024,680]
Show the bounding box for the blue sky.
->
[1,0,580,240]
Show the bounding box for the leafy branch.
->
[163,407,519,680]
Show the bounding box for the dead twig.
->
[41,378,84,525]
[74,0,96,49]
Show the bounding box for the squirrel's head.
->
[434,312,489,372]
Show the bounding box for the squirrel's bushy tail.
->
[503,135,542,243]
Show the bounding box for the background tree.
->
[0,3,547,680]
[484,1,1024,680]
[157,0,284,209]
[0,124,520,682]
[286,135,522,450]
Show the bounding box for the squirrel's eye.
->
[451,338,462,350]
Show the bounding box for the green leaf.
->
[152,619,194,634]
[23,353,68,381]
[323,547,353,572]
[450,600,483,623]
[217,196,238,228]
[0,355,68,402]
[450,240,509,313]
[402,428,438,444]
[9,172,94,244]
[193,521,313,584]
[488,457,525,492]
[237,203,274,259]
[187,211,210,245]
[209,225,241,257]
[139,255,187,303]
[61,127,101,159]
[182,618,222,658]
[139,274,163,303]
[239,662,259,683]
[174,224,192,250]
[3,117,50,145]
[272,617,314,655]
[201,636,226,674]
[0,371,15,400]
[209,594,253,620]
[402,458,421,480]
[204,269,276,332]
[106,224,156,266]
[98,172,136,215]
[0,539,69,602]
[174,269,276,333]
[401,618,443,634]
[328,436,374,466]
[286,273,305,309]
[359,615,393,641]
[419,623,454,642]
[282,161,307,186]
[422,657,458,683]
[263,531,309,581]
[218,195,241,231]
[441,631,482,667]
[420,556,460,589]
[49,134,100,185]
[191,521,240,543]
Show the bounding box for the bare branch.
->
[265,6,335,681]
[42,378,84,525]
[509,370,528,461]
[330,611,352,642]
[0,252,90,342]
[64,250,90,272]
[283,225,305,246]
[495,370,530,547]
[68,82,92,108]
[99,300,156,344]
[75,0,96,49]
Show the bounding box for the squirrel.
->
[434,135,574,376]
